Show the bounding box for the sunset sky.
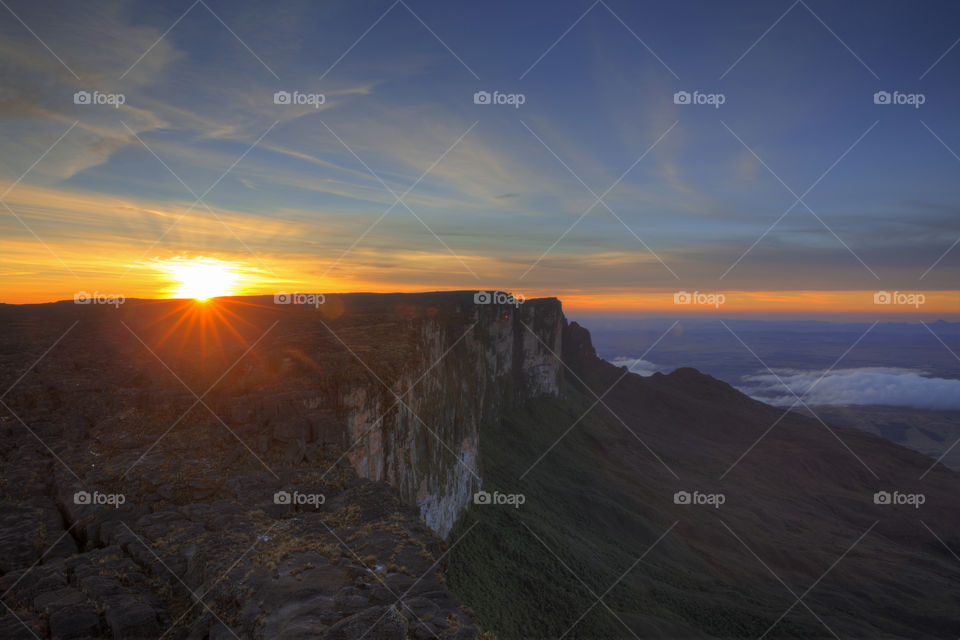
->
[1,0,958,317]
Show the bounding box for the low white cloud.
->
[609,357,670,377]
[739,367,960,410]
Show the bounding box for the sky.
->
[1,0,958,317]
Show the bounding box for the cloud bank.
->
[738,367,960,410]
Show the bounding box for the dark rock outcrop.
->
[0,293,540,639]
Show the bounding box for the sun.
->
[165,259,240,301]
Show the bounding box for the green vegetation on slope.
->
[446,386,808,640]
[446,324,960,639]
[449,391,631,639]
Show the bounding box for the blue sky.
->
[1,0,959,312]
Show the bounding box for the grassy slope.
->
[446,386,812,640]
[796,405,960,470]
[446,360,960,639]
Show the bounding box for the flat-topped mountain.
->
[0,291,559,639]
[0,292,958,639]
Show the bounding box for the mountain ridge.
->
[0,293,957,638]
[448,318,960,638]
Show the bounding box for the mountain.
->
[0,292,552,639]
[0,293,957,639]
[448,321,960,638]
[795,404,960,470]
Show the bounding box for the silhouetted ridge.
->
[561,320,603,382]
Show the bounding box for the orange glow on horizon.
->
[162,258,242,301]
[557,289,959,317]
[2,283,956,319]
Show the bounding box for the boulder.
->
[48,605,100,639]
[103,595,161,639]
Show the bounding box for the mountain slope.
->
[448,322,960,639]
[1,297,957,639]
[796,404,960,470]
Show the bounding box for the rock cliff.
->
[0,292,565,638]
[205,292,564,537]
[338,293,564,536]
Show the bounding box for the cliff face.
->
[0,293,564,540]
[338,295,564,536]
[150,292,563,537]
[0,292,566,639]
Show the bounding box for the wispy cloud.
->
[2,0,959,306]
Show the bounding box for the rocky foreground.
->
[0,293,536,640]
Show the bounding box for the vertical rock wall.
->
[340,296,564,536]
